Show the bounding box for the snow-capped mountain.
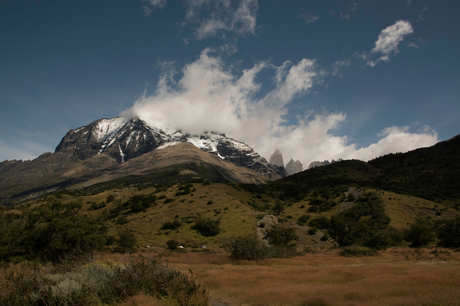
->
[55,117,287,178]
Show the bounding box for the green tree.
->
[272,201,285,215]
[166,239,179,250]
[404,217,434,247]
[264,225,298,246]
[436,216,460,248]
[117,229,137,253]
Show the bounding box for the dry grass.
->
[116,294,166,306]
[129,247,460,306]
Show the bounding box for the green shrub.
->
[321,233,330,241]
[339,245,378,257]
[264,225,298,246]
[166,239,179,250]
[404,217,434,247]
[308,228,317,235]
[192,218,221,237]
[116,229,137,253]
[436,216,460,248]
[161,218,183,230]
[222,236,297,260]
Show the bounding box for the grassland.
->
[108,247,460,306]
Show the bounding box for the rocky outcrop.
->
[308,159,342,169]
[269,149,284,168]
[285,158,303,175]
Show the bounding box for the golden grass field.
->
[108,247,460,306]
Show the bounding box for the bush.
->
[264,225,298,246]
[298,214,310,224]
[222,236,270,260]
[321,233,330,241]
[308,217,331,229]
[339,245,378,257]
[192,218,221,237]
[222,235,298,260]
[166,239,179,250]
[161,218,183,230]
[116,230,137,253]
[308,228,317,235]
[404,217,434,247]
[0,258,208,306]
[436,216,460,248]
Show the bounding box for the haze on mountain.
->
[1,0,458,169]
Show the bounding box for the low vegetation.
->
[0,256,208,306]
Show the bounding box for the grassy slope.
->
[21,178,458,251]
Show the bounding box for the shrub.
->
[116,229,137,253]
[308,216,331,229]
[272,201,285,215]
[222,236,270,260]
[436,216,460,248]
[298,214,310,224]
[308,228,317,235]
[404,217,434,247]
[161,218,183,230]
[106,195,116,203]
[166,239,179,250]
[222,235,297,260]
[339,245,378,257]
[321,233,330,241]
[192,218,221,237]
[0,258,208,306]
[264,225,298,246]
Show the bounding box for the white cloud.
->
[143,0,168,17]
[351,126,438,161]
[362,20,413,66]
[121,48,438,168]
[332,60,350,77]
[300,12,319,25]
[182,0,258,39]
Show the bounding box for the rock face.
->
[308,159,342,169]
[285,158,303,175]
[54,117,287,179]
[269,149,284,168]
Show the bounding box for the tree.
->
[166,239,179,250]
[117,229,137,253]
[272,201,285,215]
[436,216,460,248]
[264,225,298,246]
[404,217,434,247]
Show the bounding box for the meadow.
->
[108,247,460,306]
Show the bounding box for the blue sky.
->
[1,0,459,167]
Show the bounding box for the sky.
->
[1,0,459,168]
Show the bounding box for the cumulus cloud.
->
[121,48,438,168]
[362,20,413,66]
[142,0,168,17]
[182,0,258,39]
[300,12,319,25]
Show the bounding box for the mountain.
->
[269,149,284,168]
[267,134,460,203]
[285,158,303,175]
[0,117,286,206]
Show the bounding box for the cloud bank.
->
[121,47,438,167]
